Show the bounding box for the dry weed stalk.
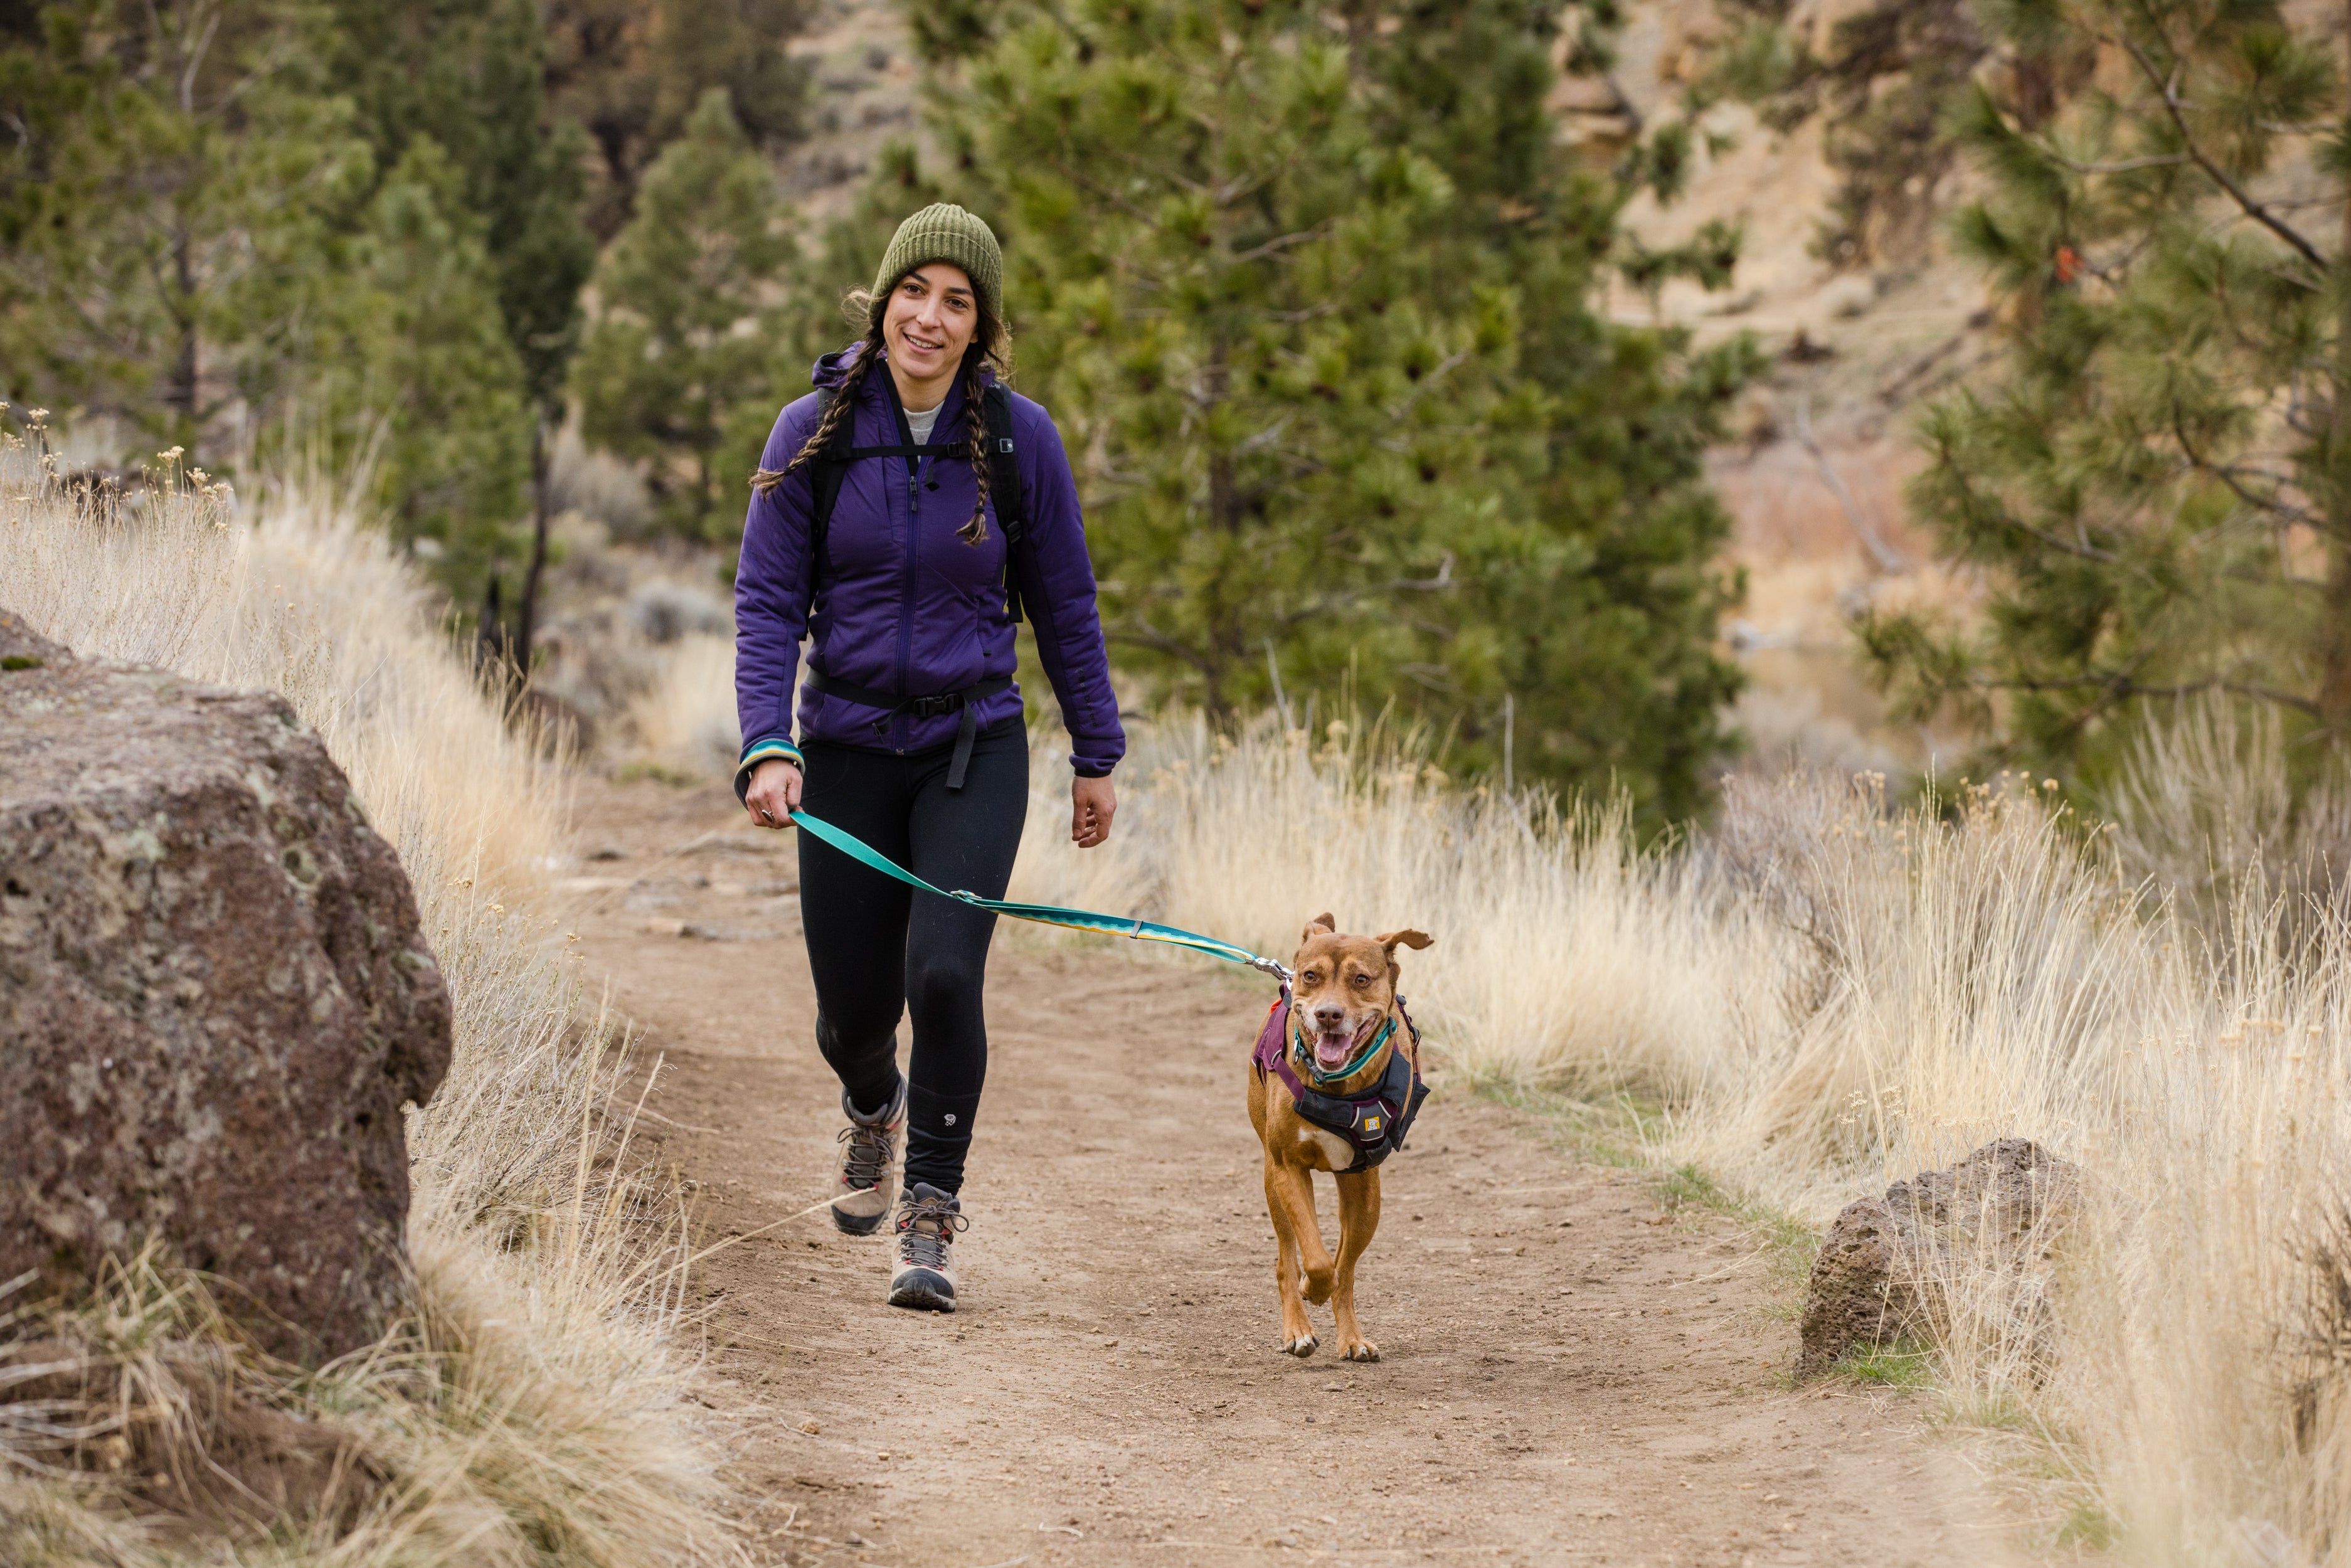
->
[0,434,736,1565]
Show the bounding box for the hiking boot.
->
[888,1182,967,1312]
[830,1081,906,1236]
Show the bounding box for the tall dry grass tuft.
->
[1010,709,2351,1560]
[625,630,741,781]
[0,435,735,1564]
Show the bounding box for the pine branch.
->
[2122,36,2327,269]
[1105,621,1219,679]
[1977,670,2320,716]
[1383,350,1472,423]
[2049,151,2190,174]
[1938,454,2122,563]
[1045,153,1164,231]
[1235,416,1295,455]
[1229,225,1332,264]
[1212,170,1275,208]
[2168,425,2321,530]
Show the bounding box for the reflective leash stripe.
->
[787,810,1295,983]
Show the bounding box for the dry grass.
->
[624,630,742,783]
[1007,708,2351,1562]
[0,433,736,1565]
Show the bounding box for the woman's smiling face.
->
[882,263,978,393]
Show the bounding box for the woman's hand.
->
[744,759,803,829]
[1071,774,1117,849]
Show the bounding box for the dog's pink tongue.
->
[1315,1032,1352,1067]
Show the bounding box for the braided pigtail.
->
[750,299,886,497]
[957,346,992,546]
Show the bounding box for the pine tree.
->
[304,137,535,598]
[544,0,811,239]
[1862,0,2351,779]
[0,0,374,457]
[869,0,1751,820]
[327,0,598,656]
[573,86,796,540]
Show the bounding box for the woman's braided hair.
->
[751,278,1009,546]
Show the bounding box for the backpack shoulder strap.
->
[807,387,854,583]
[983,383,1030,622]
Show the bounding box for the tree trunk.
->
[1201,338,1243,720]
[2320,3,2351,731]
[476,571,509,684]
[514,416,554,689]
[2322,535,2351,731]
[167,225,199,450]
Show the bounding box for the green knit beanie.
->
[871,203,1005,324]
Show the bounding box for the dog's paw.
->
[1340,1338,1381,1363]
[1302,1268,1334,1306]
[1283,1332,1319,1357]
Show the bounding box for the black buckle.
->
[908,693,963,719]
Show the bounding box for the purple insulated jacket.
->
[733,347,1125,787]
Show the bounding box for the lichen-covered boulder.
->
[0,612,450,1359]
[1798,1136,2081,1378]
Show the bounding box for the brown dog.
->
[1246,914,1433,1361]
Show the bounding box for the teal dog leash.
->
[785,810,1296,985]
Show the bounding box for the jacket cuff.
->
[733,735,804,802]
[1069,751,1117,780]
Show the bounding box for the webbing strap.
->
[786,810,1293,982]
[845,443,965,459]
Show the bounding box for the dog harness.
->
[1252,996,1430,1174]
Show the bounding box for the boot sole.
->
[888,1269,957,1311]
[831,1202,891,1237]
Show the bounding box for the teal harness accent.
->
[1292,1014,1398,1086]
[785,810,1295,983]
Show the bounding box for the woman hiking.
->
[733,204,1125,1312]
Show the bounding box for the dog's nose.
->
[1313,1002,1347,1031]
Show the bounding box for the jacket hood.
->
[810,344,862,389]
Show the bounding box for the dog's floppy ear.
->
[1301,912,1336,942]
[1376,928,1431,982]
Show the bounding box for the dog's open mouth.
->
[1312,1017,1380,1071]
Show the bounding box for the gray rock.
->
[0,612,450,1360]
[1798,1136,2081,1378]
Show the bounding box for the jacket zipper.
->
[891,389,925,753]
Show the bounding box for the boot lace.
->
[894,1194,969,1271]
[837,1120,896,1193]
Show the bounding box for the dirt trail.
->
[559,778,2027,1568]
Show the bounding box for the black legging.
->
[797,718,1027,1195]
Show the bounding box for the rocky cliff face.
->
[0,612,451,1360]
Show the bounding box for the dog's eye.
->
[1301,970,1319,985]
[1351,973,1370,987]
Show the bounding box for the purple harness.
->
[1253,995,1430,1174]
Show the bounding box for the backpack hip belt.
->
[801,667,1014,790]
